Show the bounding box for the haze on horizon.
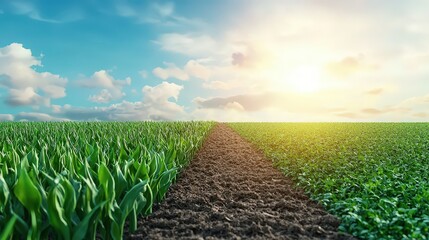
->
[0,0,428,122]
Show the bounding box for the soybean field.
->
[230,123,429,239]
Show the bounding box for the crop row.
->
[0,122,213,240]
[230,123,429,239]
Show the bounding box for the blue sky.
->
[1,0,429,121]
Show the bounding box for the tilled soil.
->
[128,124,355,239]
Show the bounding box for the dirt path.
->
[128,124,354,239]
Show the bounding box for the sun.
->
[289,66,322,93]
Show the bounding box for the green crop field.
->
[0,121,213,240]
[230,123,429,239]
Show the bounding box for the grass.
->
[0,121,213,240]
[230,123,429,239]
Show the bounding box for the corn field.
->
[0,121,213,240]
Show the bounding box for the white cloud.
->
[6,87,48,106]
[40,82,66,98]
[184,60,212,80]
[15,112,70,122]
[88,89,114,103]
[78,70,131,103]
[153,63,189,81]
[142,81,182,103]
[0,43,67,107]
[153,60,212,81]
[0,114,14,121]
[141,81,185,120]
[51,81,185,121]
[155,33,216,56]
[79,70,131,88]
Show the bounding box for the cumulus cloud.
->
[78,70,131,103]
[88,89,113,103]
[79,70,131,88]
[141,81,184,119]
[0,43,67,107]
[6,87,48,106]
[52,81,185,121]
[153,63,189,81]
[0,114,14,121]
[184,60,212,80]
[153,60,212,81]
[15,112,70,122]
[143,81,182,102]
[155,33,216,56]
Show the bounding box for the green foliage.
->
[0,121,213,240]
[230,123,429,239]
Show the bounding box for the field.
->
[1,122,428,239]
[0,122,213,240]
[230,123,429,239]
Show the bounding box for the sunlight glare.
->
[290,66,322,93]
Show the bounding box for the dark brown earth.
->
[127,124,355,239]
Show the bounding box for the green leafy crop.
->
[230,123,429,239]
[0,121,213,240]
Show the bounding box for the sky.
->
[1,0,429,122]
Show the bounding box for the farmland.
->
[0,121,213,240]
[127,123,352,239]
[230,123,429,239]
